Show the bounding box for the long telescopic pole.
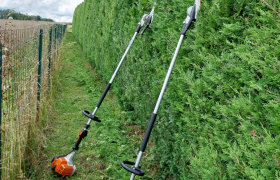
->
[131,34,184,180]
[86,31,138,126]
[71,7,156,151]
[121,1,200,179]
[72,29,140,151]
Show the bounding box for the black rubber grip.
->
[135,24,142,33]
[97,83,111,108]
[72,129,88,150]
[140,24,149,35]
[121,161,145,176]
[140,113,157,152]
[180,18,194,35]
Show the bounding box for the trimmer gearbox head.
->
[51,151,76,177]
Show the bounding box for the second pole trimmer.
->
[121,0,201,179]
[51,6,155,177]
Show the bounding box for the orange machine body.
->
[51,157,74,177]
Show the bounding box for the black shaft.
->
[73,136,83,150]
[140,113,157,152]
[96,83,111,108]
[72,129,88,150]
[180,17,194,35]
[140,24,150,35]
[135,24,142,33]
[181,4,196,35]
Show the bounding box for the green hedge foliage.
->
[73,0,280,179]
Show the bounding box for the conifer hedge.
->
[73,0,280,179]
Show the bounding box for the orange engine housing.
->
[52,157,74,177]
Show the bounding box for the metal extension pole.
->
[153,35,184,114]
[121,1,200,179]
[71,6,156,151]
[82,5,156,130]
[129,34,184,180]
[71,31,139,151]
[86,31,138,126]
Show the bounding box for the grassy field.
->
[0,19,65,29]
[31,29,159,179]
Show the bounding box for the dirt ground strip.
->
[0,19,68,29]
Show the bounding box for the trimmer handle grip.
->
[135,24,142,33]
[121,161,145,176]
[83,110,101,122]
[72,129,88,150]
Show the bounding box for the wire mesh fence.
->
[0,24,67,179]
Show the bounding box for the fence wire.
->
[0,24,67,179]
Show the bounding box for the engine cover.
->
[51,151,76,177]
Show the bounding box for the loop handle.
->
[121,161,145,176]
[83,110,101,122]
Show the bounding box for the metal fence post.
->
[55,25,57,56]
[48,26,52,87]
[63,25,66,36]
[0,43,2,179]
[37,29,43,115]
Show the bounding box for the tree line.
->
[0,9,54,22]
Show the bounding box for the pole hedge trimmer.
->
[121,0,201,179]
[51,6,155,177]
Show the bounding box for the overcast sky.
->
[0,0,84,22]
